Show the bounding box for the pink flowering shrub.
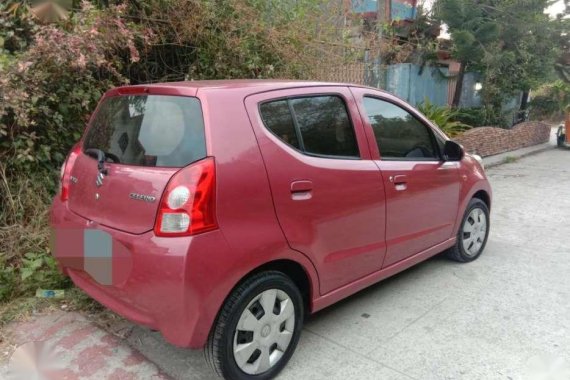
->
[0,2,146,172]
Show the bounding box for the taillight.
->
[60,144,81,202]
[154,157,217,237]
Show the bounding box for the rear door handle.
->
[391,175,408,191]
[290,180,313,200]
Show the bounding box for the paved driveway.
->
[117,148,569,380]
[3,148,569,380]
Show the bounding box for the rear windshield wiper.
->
[85,148,108,175]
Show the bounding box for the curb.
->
[483,143,555,169]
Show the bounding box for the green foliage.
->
[551,80,570,112]
[0,258,17,302]
[553,5,570,83]
[123,0,339,83]
[451,107,505,128]
[417,98,471,137]
[530,95,561,119]
[530,80,570,119]
[0,2,39,56]
[434,0,499,64]
[1,251,69,302]
[434,0,561,115]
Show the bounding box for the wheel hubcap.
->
[462,207,487,257]
[233,289,295,375]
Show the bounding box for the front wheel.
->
[205,271,304,380]
[446,198,490,262]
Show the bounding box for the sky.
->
[545,0,567,17]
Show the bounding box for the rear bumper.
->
[49,198,230,348]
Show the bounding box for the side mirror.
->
[443,140,464,161]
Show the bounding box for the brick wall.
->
[453,121,551,157]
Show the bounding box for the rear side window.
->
[259,100,300,150]
[259,95,359,158]
[84,95,206,167]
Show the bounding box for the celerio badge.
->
[129,193,156,203]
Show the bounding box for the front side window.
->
[362,97,438,160]
[259,95,359,158]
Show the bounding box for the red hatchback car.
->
[50,80,491,380]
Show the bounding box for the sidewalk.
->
[481,126,557,168]
[0,311,170,380]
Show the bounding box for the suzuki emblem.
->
[96,171,105,187]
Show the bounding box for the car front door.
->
[351,87,461,268]
[245,87,387,295]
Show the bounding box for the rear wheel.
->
[446,198,490,263]
[205,271,304,380]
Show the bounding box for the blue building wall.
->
[351,0,379,13]
[385,63,449,107]
[391,0,416,20]
[351,0,418,20]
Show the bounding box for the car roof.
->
[137,79,391,94]
[143,79,346,90]
[106,79,392,101]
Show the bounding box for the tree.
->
[547,1,570,137]
[434,0,560,122]
[433,0,499,107]
[553,3,570,83]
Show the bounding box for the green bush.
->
[451,106,509,128]
[530,95,561,119]
[417,98,471,137]
[451,107,487,127]
[530,81,570,120]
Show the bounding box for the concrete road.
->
[120,148,570,380]
[3,147,568,380]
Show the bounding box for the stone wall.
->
[453,121,551,157]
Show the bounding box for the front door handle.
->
[391,175,408,191]
[290,180,313,200]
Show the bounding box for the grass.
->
[0,164,70,303]
[504,156,519,163]
[0,166,127,351]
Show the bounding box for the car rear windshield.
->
[83,95,206,167]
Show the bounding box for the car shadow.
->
[123,253,454,380]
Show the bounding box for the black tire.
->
[205,271,304,380]
[446,198,490,263]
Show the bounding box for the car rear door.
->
[68,92,207,234]
[351,87,461,268]
[245,86,387,295]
